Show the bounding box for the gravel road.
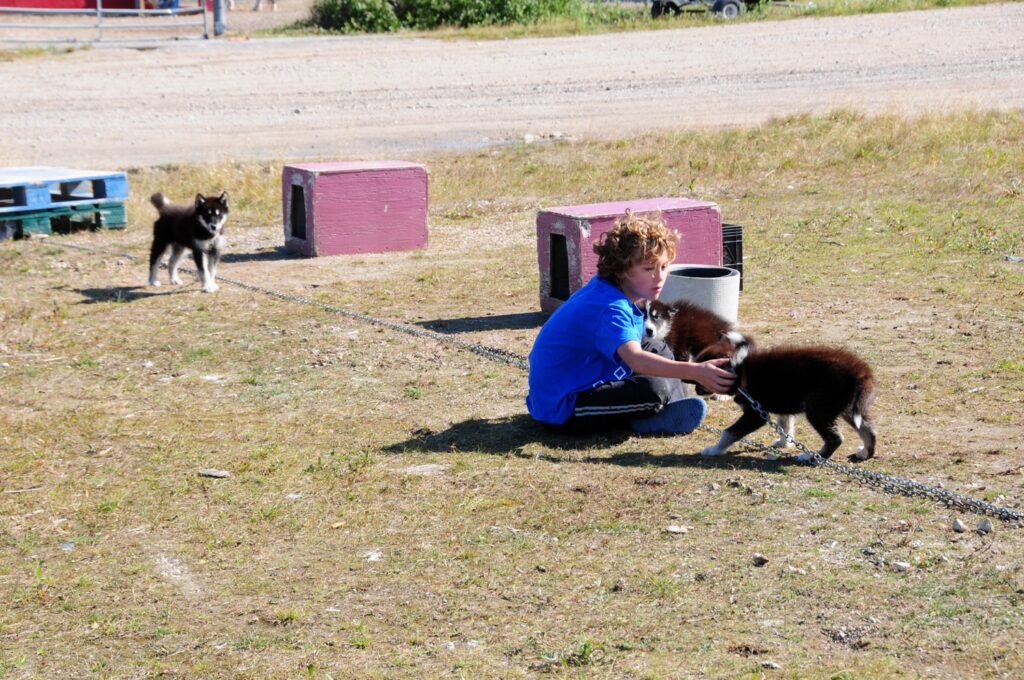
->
[2,3,1023,167]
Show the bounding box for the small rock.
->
[786,565,807,575]
[762,661,781,670]
[611,578,626,592]
[892,561,911,572]
[952,518,967,533]
[978,518,994,534]
[752,553,769,567]
[198,468,231,478]
[664,525,690,534]
[363,549,383,562]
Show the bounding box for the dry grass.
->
[2,110,1024,678]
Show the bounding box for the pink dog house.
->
[282,161,428,257]
[536,197,722,313]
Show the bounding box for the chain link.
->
[733,387,1024,523]
[54,240,1021,523]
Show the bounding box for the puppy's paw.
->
[771,437,794,449]
[201,283,220,293]
[700,446,728,458]
[170,276,183,285]
[851,447,873,461]
[148,279,161,287]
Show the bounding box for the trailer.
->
[651,0,759,19]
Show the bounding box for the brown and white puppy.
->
[697,338,877,462]
[643,299,744,361]
[642,299,749,400]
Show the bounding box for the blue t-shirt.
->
[526,276,644,424]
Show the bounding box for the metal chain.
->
[55,241,529,369]
[53,240,1021,523]
[733,387,1024,523]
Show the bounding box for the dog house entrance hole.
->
[549,233,570,301]
[290,184,307,240]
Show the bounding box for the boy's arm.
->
[617,340,735,394]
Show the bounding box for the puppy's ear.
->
[218,191,228,207]
[195,194,205,209]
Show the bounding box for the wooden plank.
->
[0,167,129,215]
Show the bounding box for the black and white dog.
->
[696,337,878,462]
[148,192,229,294]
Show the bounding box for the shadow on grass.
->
[221,247,297,263]
[584,448,798,476]
[385,414,630,457]
[417,312,545,334]
[386,414,798,476]
[71,285,189,303]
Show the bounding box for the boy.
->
[527,211,735,435]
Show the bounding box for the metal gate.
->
[0,0,208,43]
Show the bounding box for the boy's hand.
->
[698,358,735,394]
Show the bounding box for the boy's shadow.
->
[384,414,795,474]
[384,414,622,459]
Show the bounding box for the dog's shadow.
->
[70,285,189,304]
[385,414,800,474]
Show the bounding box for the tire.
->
[712,0,743,18]
[651,0,665,18]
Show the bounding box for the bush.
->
[309,0,585,32]
[309,0,399,33]
[393,0,583,28]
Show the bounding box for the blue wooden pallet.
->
[0,202,127,240]
[0,167,129,215]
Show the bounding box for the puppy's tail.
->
[150,192,169,213]
[849,381,876,429]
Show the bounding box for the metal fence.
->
[0,0,208,43]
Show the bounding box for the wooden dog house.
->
[282,161,428,258]
[536,197,723,314]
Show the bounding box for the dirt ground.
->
[2,3,1023,168]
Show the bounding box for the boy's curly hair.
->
[593,210,679,285]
